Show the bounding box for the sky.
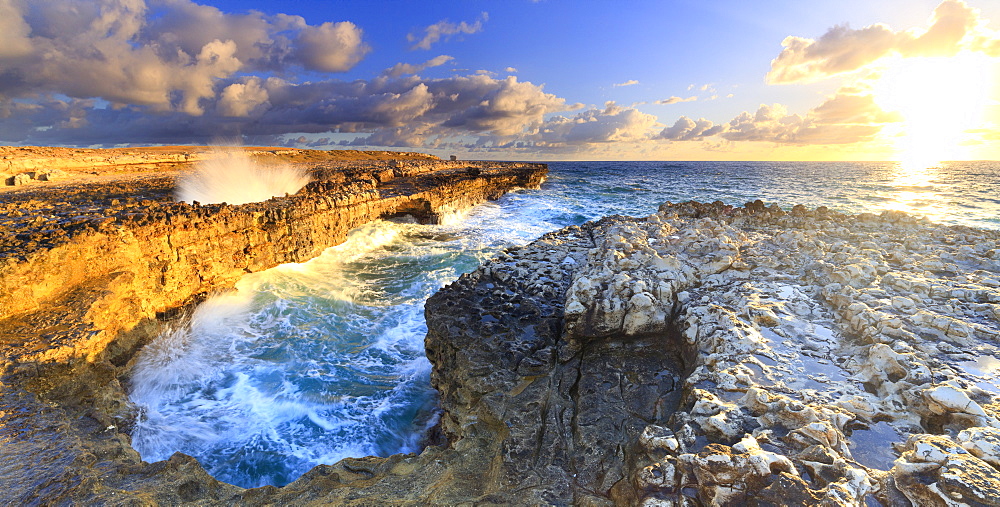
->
[1,0,1000,162]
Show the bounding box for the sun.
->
[874,52,994,169]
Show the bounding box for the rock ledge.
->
[0,149,545,505]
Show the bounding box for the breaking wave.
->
[175,148,311,205]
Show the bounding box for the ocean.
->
[128,160,1000,488]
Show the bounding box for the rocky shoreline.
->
[421,201,1000,505]
[3,150,1000,505]
[0,148,545,504]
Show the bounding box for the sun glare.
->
[874,53,994,169]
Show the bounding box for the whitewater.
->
[129,160,1000,488]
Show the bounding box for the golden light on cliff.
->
[874,53,994,169]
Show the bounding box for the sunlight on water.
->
[879,163,948,222]
[175,148,311,205]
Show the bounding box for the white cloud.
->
[408,12,488,51]
[436,75,567,136]
[218,77,270,117]
[613,80,640,87]
[768,0,996,83]
[655,96,697,105]
[294,21,371,72]
[660,90,900,144]
[531,102,658,145]
[504,67,518,73]
[659,117,724,141]
[0,0,370,114]
[382,55,455,78]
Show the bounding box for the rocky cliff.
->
[4,158,1000,505]
[0,149,545,504]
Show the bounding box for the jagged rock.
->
[0,149,547,505]
[420,201,1000,505]
[893,433,1000,506]
[4,192,1000,505]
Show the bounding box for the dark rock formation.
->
[424,220,687,504]
[417,201,1000,505]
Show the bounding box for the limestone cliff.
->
[5,160,1000,506]
[0,150,545,505]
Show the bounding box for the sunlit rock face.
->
[4,191,1000,505]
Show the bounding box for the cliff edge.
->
[0,148,545,505]
[4,152,1000,505]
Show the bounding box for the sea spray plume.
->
[175,148,311,205]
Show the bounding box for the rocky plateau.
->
[1,148,999,506]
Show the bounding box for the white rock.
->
[923,385,987,417]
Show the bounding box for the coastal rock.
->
[4,186,1000,505]
[11,172,31,185]
[892,433,1000,506]
[422,200,1000,505]
[0,149,546,505]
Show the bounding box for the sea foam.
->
[175,148,311,205]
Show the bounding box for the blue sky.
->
[1,0,999,160]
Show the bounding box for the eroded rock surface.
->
[5,191,1000,505]
[422,201,1000,505]
[0,150,545,505]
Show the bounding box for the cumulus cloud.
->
[437,75,567,135]
[0,0,32,59]
[655,96,698,105]
[4,73,571,148]
[659,90,899,145]
[294,21,371,72]
[768,0,996,83]
[809,93,902,125]
[0,0,369,114]
[217,77,270,117]
[408,12,488,50]
[530,102,659,145]
[659,117,724,141]
[613,80,640,87]
[382,55,455,78]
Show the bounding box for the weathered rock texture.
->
[5,174,1000,505]
[419,201,1000,505]
[0,148,545,505]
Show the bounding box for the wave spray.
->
[175,147,311,205]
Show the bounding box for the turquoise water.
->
[129,161,1000,488]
